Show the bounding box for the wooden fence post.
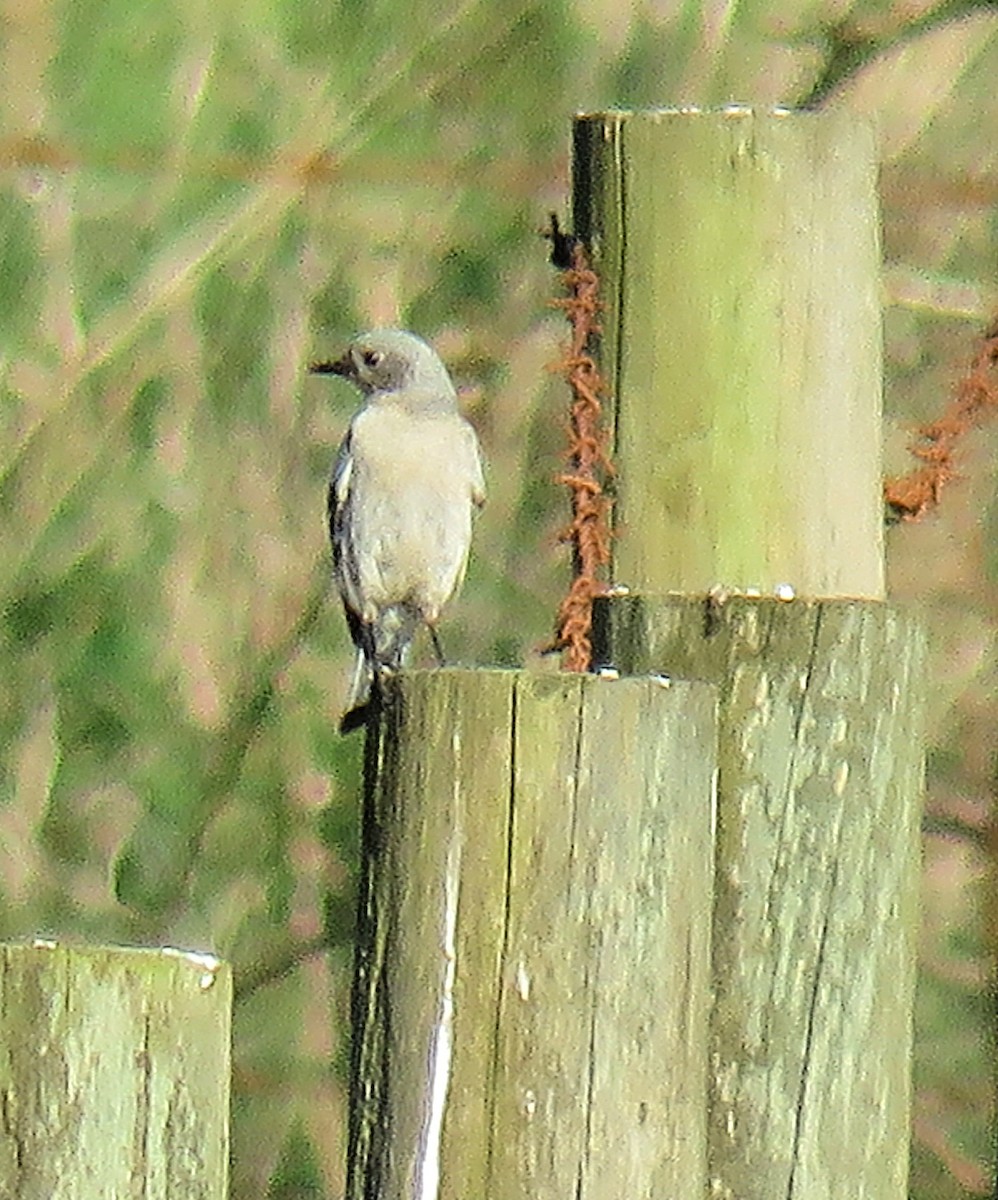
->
[594,597,925,1198]
[0,941,231,1199]
[573,106,884,599]
[577,109,926,1198]
[347,669,717,1199]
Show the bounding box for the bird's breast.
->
[344,406,478,612]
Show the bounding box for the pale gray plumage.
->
[311,330,485,730]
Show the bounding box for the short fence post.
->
[347,669,718,1198]
[0,942,231,1199]
[578,108,925,1198]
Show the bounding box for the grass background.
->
[0,0,996,1195]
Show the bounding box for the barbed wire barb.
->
[885,317,998,522]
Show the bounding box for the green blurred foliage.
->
[268,1119,327,1200]
[0,0,996,1194]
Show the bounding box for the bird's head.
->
[310,329,453,400]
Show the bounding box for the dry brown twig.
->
[542,217,614,672]
[885,318,998,522]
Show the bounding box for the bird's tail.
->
[372,604,421,669]
[344,647,371,712]
[339,649,372,734]
[339,605,421,733]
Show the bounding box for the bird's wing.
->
[327,428,354,563]
[328,424,369,635]
[463,421,487,508]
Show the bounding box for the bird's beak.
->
[309,353,352,377]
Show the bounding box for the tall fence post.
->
[0,941,231,1199]
[577,108,926,1198]
[347,669,718,1199]
[573,106,884,599]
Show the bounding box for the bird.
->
[310,330,486,732]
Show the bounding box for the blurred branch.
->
[913,1091,993,1194]
[179,573,330,869]
[798,0,998,109]
[919,947,989,990]
[234,932,331,1004]
[233,881,357,1003]
[884,263,998,322]
[923,812,990,851]
[881,165,998,211]
[206,583,327,796]
[115,571,330,922]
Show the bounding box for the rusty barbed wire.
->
[541,216,614,672]
[885,317,998,522]
[0,133,345,186]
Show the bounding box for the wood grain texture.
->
[0,942,230,1200]
[573,108,884,600]
[594,594,926,1200]
[347,668,717,1200]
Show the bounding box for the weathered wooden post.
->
[0,942,231,1199]
[574,106,885,598]
[347,669,717,1198]
[578,108,926,1198]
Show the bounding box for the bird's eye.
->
[362,350,382,368]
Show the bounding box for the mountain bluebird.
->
[311,330,485,731]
